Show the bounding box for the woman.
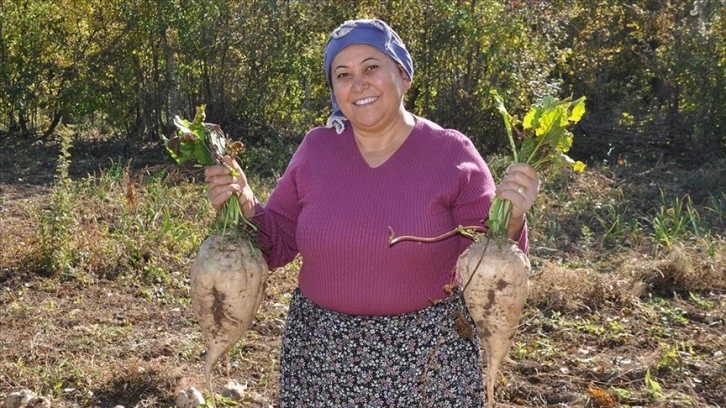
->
[205,19,539,407]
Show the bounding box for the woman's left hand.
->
[495,163,540,237]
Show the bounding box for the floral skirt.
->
[279,288,485,408]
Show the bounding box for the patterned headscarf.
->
[323,19,414,134]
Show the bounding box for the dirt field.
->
[1,138,724,407]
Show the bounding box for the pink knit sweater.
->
[252,117,528,315]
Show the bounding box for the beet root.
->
[190,232,268,406]
[457,237,530,408]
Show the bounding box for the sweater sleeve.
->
[249,138,308,269]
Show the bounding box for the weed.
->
[591,194,645,248]
[652,299,690,326]
[38,133,78,278]
[705,192,726,226]
[510,341,531,360]
[578,225,594,252]
[593,202,624,242]
[657,341,695,372]
[141,264,173,285]
[542,213,565,246]
[606,318,626,334]
[202,393,239,407]
[87,159,130,201]
[644,368,664,399]
[610,387,632,399]
[689,292,715,309]
[574,318,605,335]
[38,358,93,400]
[649,192,708,252]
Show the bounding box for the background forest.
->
[1,1,725,408]
[1,0,724,167]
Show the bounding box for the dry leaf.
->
[588,385,617,408]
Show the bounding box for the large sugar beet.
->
[190,232,268,406]
[457,237,530,408]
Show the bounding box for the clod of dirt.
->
[175,387,205,408]
[241,391,271,407]
[221,381,247,401]
[23,397,51,408]
[4,390,36,408]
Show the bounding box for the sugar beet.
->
[190,231,268,406]
[457,237,530,408]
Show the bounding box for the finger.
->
[506,162,537,177]
[222,155,245,176]
[204,164,232,180]
[497,185,528,203]
[505,166,537,183]
[503,168,539,194]
[506,166,539,189]
[209,172,238,191]
[496,179,537,216]
[210,182,240,199]
[499,177,529,197]
[210,186,240,212]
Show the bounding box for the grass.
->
[0,137,724,407]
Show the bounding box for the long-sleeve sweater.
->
[252,116,528,315]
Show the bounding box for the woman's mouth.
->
[354,97,378,106]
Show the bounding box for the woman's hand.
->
[495,163,540,240]
[204,155,256,219]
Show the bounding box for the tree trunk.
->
[41,111,63,140]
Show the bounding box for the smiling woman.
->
[203,18,540,407]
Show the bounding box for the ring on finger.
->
[517,185,525,194]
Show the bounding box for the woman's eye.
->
[366,65,379,71]
[336,72,350,79]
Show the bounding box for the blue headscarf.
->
[323,19,414,134]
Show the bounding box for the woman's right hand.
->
[204,155,256,219]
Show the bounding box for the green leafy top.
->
[161,105,256,241]
[492,91,587,172]
[487,91,587,237]
[163,105,217,167]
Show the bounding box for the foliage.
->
[488,91,587,236]
[163,105,255,235]
[2,1,722,167]
[493,91,586,170]
[38,133,78,278]
[560,0,726,162]
[164,106,223,168]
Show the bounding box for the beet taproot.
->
[190,231,268,406]
[457,237,530,408]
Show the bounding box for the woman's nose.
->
[352,75,368,91]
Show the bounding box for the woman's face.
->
[330,44,411,134]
